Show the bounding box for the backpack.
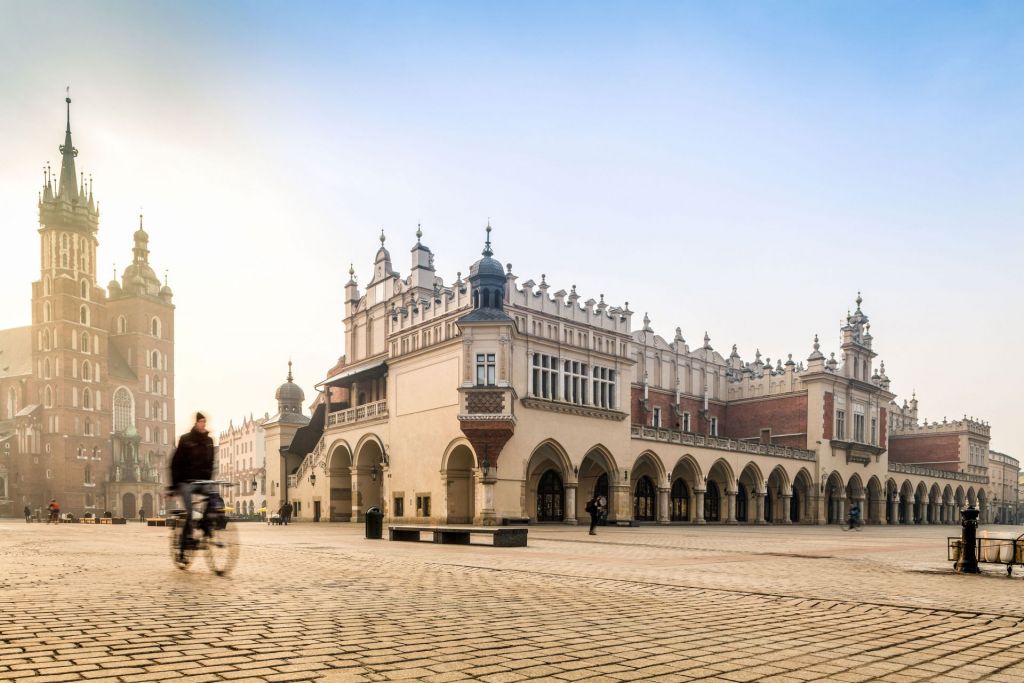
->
[585,500,595,514]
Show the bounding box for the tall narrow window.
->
[652,406,662,428]
[475,353,496,386]
[836,410,846,440]
[682,412,691,432]
[531,353,558,400]
[854,404,865,442]
[710,416,719,436]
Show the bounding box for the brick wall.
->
[723,394,808,447]
[823,392,834,440]
[887,434,961,472]
[630,385,726,433]
[880,407,887,449]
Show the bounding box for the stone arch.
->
[966,486,977,506]
[141,492,154,517]
[790,468,813,524]
[353,434,386,521]
[670,455,702,523]
[326,439,353,521]
[526,441,572,523]
[441,438,477,525]
[955,485,966,509]
[578,445,617,522]
[866,476,883,524]
[765,465,791,524]
[737,462,764,523]
[914,481,928,524]
[705,459,735,523]
[928,483,942,524]
[825,471,845,524]
[976,488,988,521]
[631,450,667,486]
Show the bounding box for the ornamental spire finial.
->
[379,228,386,246]
[287,359,293,382]
[482,220,493,258]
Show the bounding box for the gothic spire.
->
[57,90,80,202]
[482,220,493,258]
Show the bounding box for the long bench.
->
[388,525,527,547]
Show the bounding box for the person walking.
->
[47,499,60,524]
[23,505,31,523]
[138,507,146,523]
[282,501,293,525]
[586,495,601,535]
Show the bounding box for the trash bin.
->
[365,507,383,540]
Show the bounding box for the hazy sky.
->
[1,2,1021,454]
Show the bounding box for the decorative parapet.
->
[523,397,627,422]
[889,417,990,439]
[326,399,388,428]
[630,424,817,461]
[887,461,988,485]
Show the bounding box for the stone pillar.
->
[887,497,897,525]
[781,494,793,524]
[725,492,737,524]
[693,489,706,524]
[608,484,630,523]
[480,478,496,526]
[657,487,670,524]
[902,499,913,524]
[564,485,578,525]
[754,493,766,524]
[350,470,363,522]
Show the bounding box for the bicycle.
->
[167,480,239,576]
[842,518,865,531]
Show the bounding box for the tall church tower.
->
[32,94,109,509]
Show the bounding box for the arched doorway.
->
[633,476,656,521]
[866,477,882,524]
[122,492,136,519]
[670,478,689,521]
[792,469,813,524]
[444,444,476,524]
[578,446,615,522]
[825,472,844,524]
[141,493,154,517]
[736,483,748,522]
[704,480,721,522]
[537,470,564,522]
[527,441,573,522]
[354,438,385,521]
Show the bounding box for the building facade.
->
[216,413,268,517]
[272,227,1018,526]
[0,97,175,518]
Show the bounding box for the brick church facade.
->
[0,97,175,518]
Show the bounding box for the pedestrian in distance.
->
[585,495,601,535]
[282,501,293,525]
[23,505,31,523]
[138,507,146,523]
[47,499,60,524]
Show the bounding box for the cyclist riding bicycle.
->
[847,504,861,530]
[170,412,216,552]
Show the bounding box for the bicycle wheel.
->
[168,516,195,570]
[205,516,239,576]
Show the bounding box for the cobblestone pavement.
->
[1,521,1023,683]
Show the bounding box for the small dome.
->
[108,278,121,292]
[159,284,173,299]
[470,255,504,278]
[275,379,304,403]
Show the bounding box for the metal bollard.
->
[955,505,980,574]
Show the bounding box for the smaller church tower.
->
[840,293,877,382]
[263,361,310,522]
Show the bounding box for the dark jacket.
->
[170,427,215,486]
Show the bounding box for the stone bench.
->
[388,525,528,547]
[146,518,167,527]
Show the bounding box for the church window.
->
[561,359,589,405]
[151,317,161,338]
[118,316,127,334]
[44,386,53,408]
[43,302,51,322]
[591,366,616,410]
[84,464,92,485]
[80,279,88,298]
[82,361,92,382]
[152,350,160,370]
[113,388,134,432]
[475,353,496,386]
[82,389,92,411]
[44,358,51,379]
[531,353,559,400]
[81,332,89,354]
[79,305,89,326]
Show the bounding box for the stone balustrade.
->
[630,424,817,461]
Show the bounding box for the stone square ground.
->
[1,520,1022,682]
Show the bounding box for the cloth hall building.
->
[271,229,1017,527]
[0,98,175,518]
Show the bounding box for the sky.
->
[0,1,1021,454]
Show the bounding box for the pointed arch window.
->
[151,317,161,338]
[44,358,51,379]
[81,332,90,355]
[80,279,88,298]
[79,305,89,326]
[113,388,134,432]
[118,316,127,334]
[82,361,92,382]
[43,329,51,351]
[82,388,92,410]
[44,385,53,409]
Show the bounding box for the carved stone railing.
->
[326,399,388,428]
[887,461,988,485]
[630,424,817,461]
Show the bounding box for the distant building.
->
[217,413,268,517]
[270,226,1018,526]
[0,97,175,517]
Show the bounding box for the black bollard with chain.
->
[955,505,980,574]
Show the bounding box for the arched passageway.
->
[444,444,476,524]
[670,456,701,523]
[328,444,353,521]
[825,472,844,524]
[354,438,385,521]
[537,470,565,522]
[525,441,572,523]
